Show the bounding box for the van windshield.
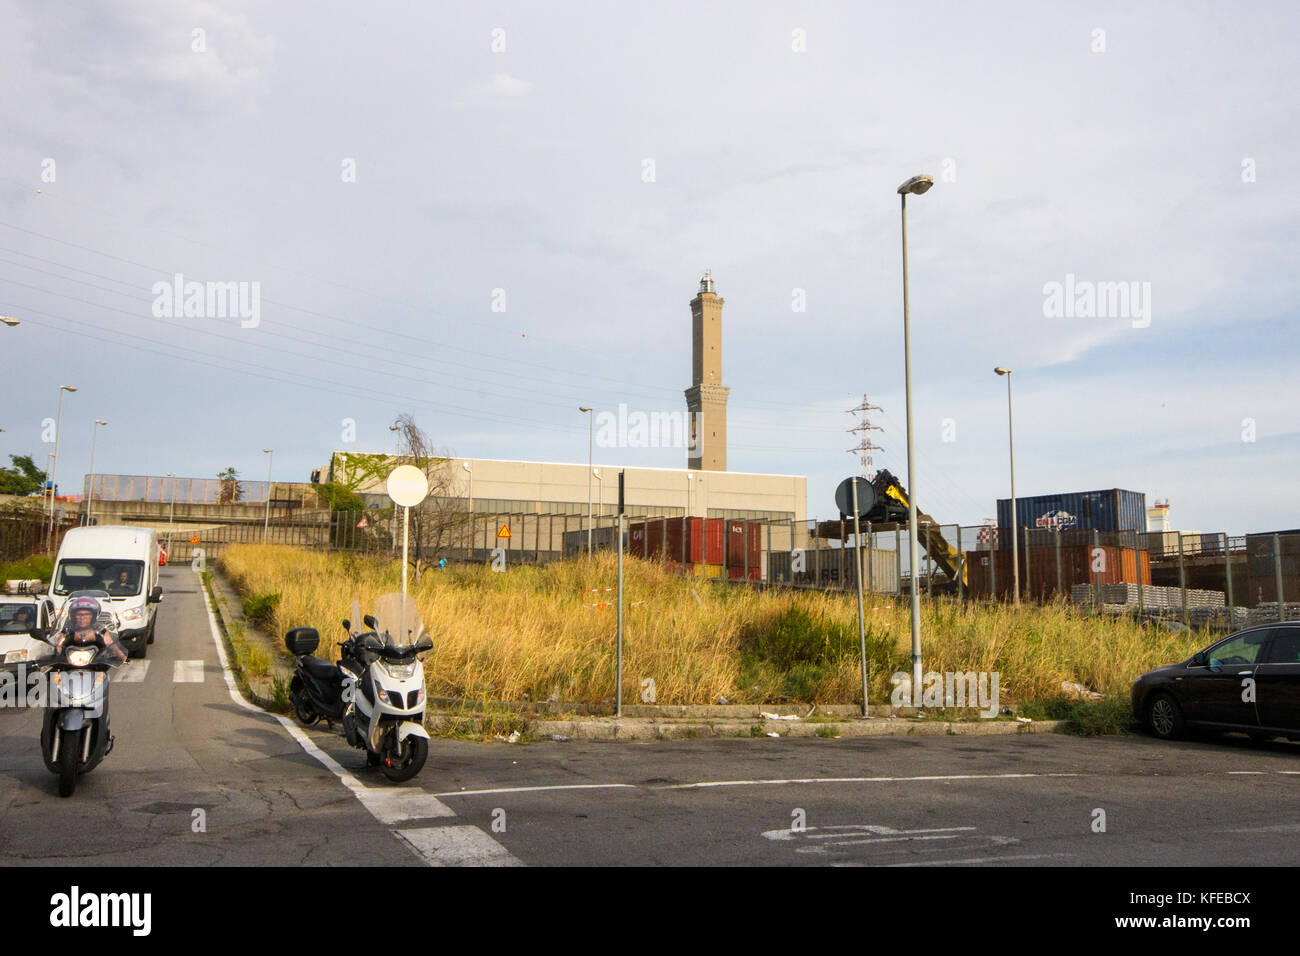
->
[53,560,146,597]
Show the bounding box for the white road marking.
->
[434,783,639,798]
[763,824,975,842]
[1227,771,1266,775]
[173,659,205,682]
[196,573,481,862]
[887,853,1068,866]
[112,661,150,683]
[395,826,524,867]
[433,772,1081,800]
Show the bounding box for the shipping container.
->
[965,544,1150,601]
[997,489,1147,536]
[725,519,762,570]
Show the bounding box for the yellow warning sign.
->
[189,534,200,544]
[496,523,511,539]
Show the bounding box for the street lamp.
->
[262,449,273,541]
[579,406,594,556]
[47,385,77,549]
[897,173,934,705]
[1,316,19,327]
[85,420,107,524]
[166,472,177,555]
[995,367,1019,605]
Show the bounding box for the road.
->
[1,566,1297,866]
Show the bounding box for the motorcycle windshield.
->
[52,589,121,638]
[372,593,425,650]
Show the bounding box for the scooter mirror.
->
[363,614,378,630]
[415,635,433,653]
[342,619,351,632]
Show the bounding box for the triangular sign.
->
[496,523,511,539]
[357,516,370,529]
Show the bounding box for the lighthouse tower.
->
[685,271,730,471]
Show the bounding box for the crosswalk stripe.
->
[395,826,523,867]
[173,659,205,683]
[113,661,151,683]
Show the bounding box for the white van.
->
[50,526,163,658]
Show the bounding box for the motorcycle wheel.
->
[293,697,320,726]
[58,728,80,798]
[379,736,428,783]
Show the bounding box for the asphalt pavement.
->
[2,566,1297,866]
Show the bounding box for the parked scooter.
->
[288,593,433,782]
[35,591,126,797]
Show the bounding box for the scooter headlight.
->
[382,660,417,680]
[66,648,96,667]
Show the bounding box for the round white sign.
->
[386,465,429,507]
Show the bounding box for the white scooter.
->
[287,592,432,782]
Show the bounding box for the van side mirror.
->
[148,585,164,604]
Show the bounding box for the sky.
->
[0,0,1296,533]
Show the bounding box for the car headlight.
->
[119,607,145,624]
[66,647,95,667]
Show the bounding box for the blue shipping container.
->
[996,489,1147,535]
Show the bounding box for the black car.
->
[1132,623,1300,741]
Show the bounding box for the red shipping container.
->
[628,522,648,559]
[646,519,664,559]
[725,520,763,570]
[702,517,724,565]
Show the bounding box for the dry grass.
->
[218,543,1207,708]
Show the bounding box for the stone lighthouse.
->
[685,271,729,471]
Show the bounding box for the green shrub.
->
[242,591,281,630]
[0,555,54,583]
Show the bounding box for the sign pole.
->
[402,504,410,599]
[616,470,625,719]
[852,481,868,717]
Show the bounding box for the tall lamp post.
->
[47,384,77,550]
[262,449,273,541]
[579,407,594,555]
[897,173,934,705]
[85,419,108,524]
[995,367,1019,605]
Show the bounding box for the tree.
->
[391,414,472,578]
[0,455,47,497]
[217,467,244,504]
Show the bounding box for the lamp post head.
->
[95,419,108,426]
[263,448,272,454]
[1,316,19,327]
[994,367,1011,376]
[60,385,78,393]
[579,406,592,413]
[897,174,935,196]
[462,461,471,471]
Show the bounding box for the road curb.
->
[532,717,1068,741]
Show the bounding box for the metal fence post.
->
[1178,532,1189,626]
[1136,532,1145,619]
[895,529,903,598]
[1225,533,1235,627]
[1091,529,1100,611]
[1054,527,1062,600]
[1275,532,1286,622]
[1023,526,1031,603]
[990,529,998,603]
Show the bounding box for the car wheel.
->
[147,621,155,645]
[1146,692,1186,740]
[129,639,147,660]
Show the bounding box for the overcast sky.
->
[0,0,1295,533]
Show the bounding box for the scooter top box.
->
[285,627,319,656]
